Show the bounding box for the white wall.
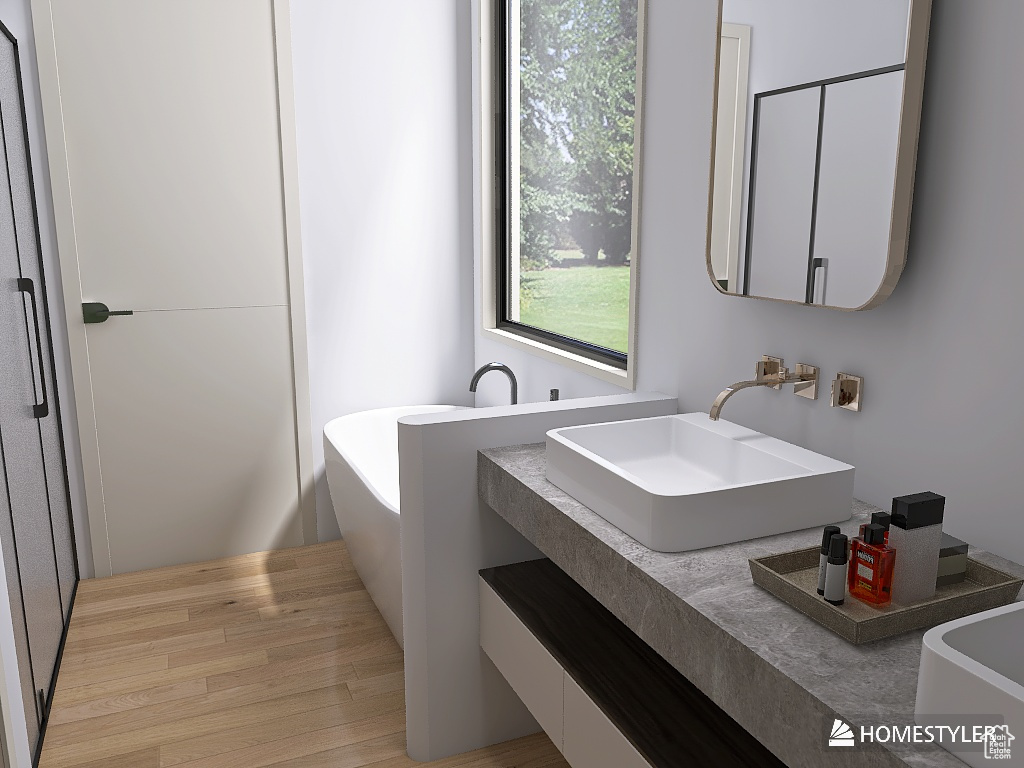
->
[10,0,1020,574]
[0,0,91,578]
[291,0,476,539]
[475,0,1024,565]
[0,0,479,575]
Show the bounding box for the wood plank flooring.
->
[41,541,568,768]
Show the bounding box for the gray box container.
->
[890,523,943,603]
[889,492,946,605]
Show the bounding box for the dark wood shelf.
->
[480,558,787,768]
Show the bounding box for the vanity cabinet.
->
[480,576,649,767]
[562,674,652,768]
[479,560,786,768]
[479,576,564,747]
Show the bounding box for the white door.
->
[33,0,314,575]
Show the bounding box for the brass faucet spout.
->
[709,378,784,421]
[708,363,819,421]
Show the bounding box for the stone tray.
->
[749,546,1023,645]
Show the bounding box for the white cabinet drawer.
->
[479,577,564,748]
[563,673,652,768]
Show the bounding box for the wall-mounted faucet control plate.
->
[831,373,863,412]
[793,364,819,400]
[759,356,784,390]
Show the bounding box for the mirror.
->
[708,0,932,310]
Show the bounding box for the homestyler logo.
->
[829,719,856,747]
[827,716,1015,758]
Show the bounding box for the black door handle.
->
[82,301,134,324]
[16,278,48,419]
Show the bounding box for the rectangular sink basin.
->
[916,602,1024,767]
[545,413,853,552]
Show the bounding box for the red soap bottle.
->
[848,524,896,606]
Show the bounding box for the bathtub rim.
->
[323,404,467,515]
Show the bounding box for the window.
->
[493,0,645,370]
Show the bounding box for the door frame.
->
[30,0,316,576]
[711,22,750,294]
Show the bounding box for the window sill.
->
[481,326,635,390]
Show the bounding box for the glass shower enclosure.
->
[0,19,78,764]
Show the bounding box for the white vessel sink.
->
[916,602,1024,767]
[545,413,853,552]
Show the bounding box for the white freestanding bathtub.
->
[324,405,464,648]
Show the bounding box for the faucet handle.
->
[757,356,785,390]
[831,373,863,412]
[793,364,819,400]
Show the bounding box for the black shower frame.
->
[0,17,79,767]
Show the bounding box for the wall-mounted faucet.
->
[469,362,518,405]
[709,356,818,421]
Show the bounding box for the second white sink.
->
[916,602,1024,767]
[545,413,853,552]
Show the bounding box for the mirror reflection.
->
[710,0,920,309]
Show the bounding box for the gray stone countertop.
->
[478,443,1024,768]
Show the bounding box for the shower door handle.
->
[82,301,134,324]
[16,278,48,418]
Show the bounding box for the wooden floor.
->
[41,540,567,768]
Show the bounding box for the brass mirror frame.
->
[705,0,933,311]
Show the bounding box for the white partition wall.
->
[399,393,676,761]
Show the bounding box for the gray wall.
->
[0,0,91,577]
[291,0,475,539]
[475,1,1024,564]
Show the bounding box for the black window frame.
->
[492,0,630,370]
